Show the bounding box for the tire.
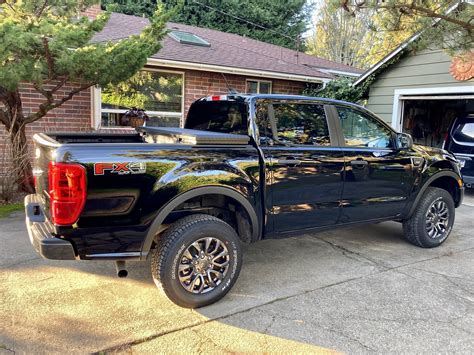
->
[403,187,455,248]
[151,214,242,308]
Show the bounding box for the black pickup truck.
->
[25,94,464,308]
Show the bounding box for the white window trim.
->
[92,68,185,130]
[391,86,474,131]
[246,79,272,94]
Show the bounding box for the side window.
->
[271,103,330,146]
[337,106,393,148]
[256,102,330,146]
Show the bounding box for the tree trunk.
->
[3,89,34,193]
[9,122,34,193]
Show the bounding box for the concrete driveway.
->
[1,191,473,353]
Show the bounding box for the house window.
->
[99,69,184,128]
[246,80,272,94]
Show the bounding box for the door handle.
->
[277,157,301,166]
[350,159,368,168]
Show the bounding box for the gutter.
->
[147,58,331,84]
[317,68,362,77]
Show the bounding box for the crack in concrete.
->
[320,326,376,352]
[412,268,474,296]
[317,237,390,271]
[394,268,474,304]
[0,344,16,354]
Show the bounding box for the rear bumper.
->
[24,194,76,260]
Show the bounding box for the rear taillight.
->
[48,162,87,226]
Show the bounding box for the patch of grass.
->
[0,202,23,218]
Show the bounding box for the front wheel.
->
[151,214,242,308]
[403,187,455,248]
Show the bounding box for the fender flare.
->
[140,186,260,258]
[407,170,462,218]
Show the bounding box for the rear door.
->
[333,104,415,223]
[256,99,344,233]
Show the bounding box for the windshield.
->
[185,101,248,135]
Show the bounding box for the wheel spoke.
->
[427,226,435,237]
[206,270,217,288]
[179,263,192,272]
[212,258,229,267]
[213,250,228,261]
[183,249,194,260]
[204,237,212,253]
[196,274,205,293]
[208,239,222,256]
[192,241,202,254]
[179,272,193,283]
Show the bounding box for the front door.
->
[334,105,416,223]
[256,100,345,233]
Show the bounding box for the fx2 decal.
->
[94,162,146,175]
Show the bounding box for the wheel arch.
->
[407,171,463,218]
[141,186,260,258]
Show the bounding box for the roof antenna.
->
[221,73,239,94]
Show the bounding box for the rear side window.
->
[185,101,248,135]
[453,119,474,143]
[257,101,330,146]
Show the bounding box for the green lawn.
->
[0,202,23,218]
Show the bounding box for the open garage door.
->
[400,95,474,148]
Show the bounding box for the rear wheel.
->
[151,214,242,308]
[403,187,455,248]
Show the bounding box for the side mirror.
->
[395,132,413,150]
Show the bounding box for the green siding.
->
[366,49,474,124]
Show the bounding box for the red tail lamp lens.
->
[48,162,87,225]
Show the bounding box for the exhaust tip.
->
[117,269,128,278]
[115,260,128,278]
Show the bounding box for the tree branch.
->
[349,3,473,32]
[51,76,69,94]
[36,0,49,17]
[25,83,94,124]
